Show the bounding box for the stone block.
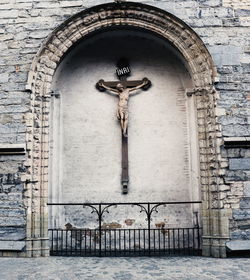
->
[222,17,241,27]
[0,227,26,241]
[225,170,247,181]
[243,181,250,196]
[233,209,250,220]
[0,240,25,251]
[223,0,250,9]
[0,98,24,106]
[219,116,247,125]
[0,10,18,18]
[219,91,244,100]
[240,17,250,27]
[0,104,28,114]
[0,42,7,52]
[208,45,242,67]
[229,158,250,170]
[200,0,221,7]
[0,162,19,174]
[227,149,241,158]
[190,17,223,27]
[226,240,250,251]
[0,193,23,203]
[29,30,50,39]
[219,185,230,191]
[220,147,228,158]
[240,197,250,209]
[243,65,250,73]
[241,53,250,64]
[201,7,234,18]
[222,124,250,137]
[0,124,26,134]
[0,173,22,185]
[0,73,9,83]
[60,1,83,7]
[216,82,241,91]
[230,230,250,240]
[0,207,25,216]
[16,0,34,2]
[1,83,27,92]
[242,83,250,91]
[0,216,26,227]
[9,72,28,83]
[0,184,23,193]
[35,2,60,8]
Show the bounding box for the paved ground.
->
[0,256,250,280]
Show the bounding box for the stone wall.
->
[0,0,249,256]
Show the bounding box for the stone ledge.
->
[226,240,250,251]
[224,137,250,142]
[229,158,250,170]
[224,137,250,149]
[0,143,26,155]
[0,241,25,251]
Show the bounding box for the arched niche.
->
[25,2,225,257]
[49,27,200,231]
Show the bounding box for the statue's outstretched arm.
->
[129,78,149,94]
[103,84,119,94]
[97,80,119,94]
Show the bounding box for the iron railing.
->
[48,201,202,257]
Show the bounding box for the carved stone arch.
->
[27,3,217,90]
[25,2,226,257]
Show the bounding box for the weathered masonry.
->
[0,1,249,258]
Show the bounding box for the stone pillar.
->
[202,209,232,257]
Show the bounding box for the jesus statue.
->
[97,78,149,136]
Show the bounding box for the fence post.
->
[99,204,102,257]
[148,203,151,256]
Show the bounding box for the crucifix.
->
[96,59,151,194]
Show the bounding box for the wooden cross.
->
[96,63,151,194]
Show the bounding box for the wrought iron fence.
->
[48,201,202,257]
